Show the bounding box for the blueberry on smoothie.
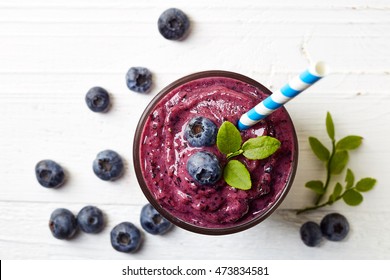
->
[110,222,142,253]
[157,8,190,40]
[184,116,218,147]
[320,213,349,241]
[49,208,78,240]
[35,159,65,188]
[85,86,110,112]
[187,151,222,185]
[77,205,105,234]
[93,149,124,181]
[126,67,152,93]
[140,203,172,235]
[300,221,323,247]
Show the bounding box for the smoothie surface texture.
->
[139,76,296,229]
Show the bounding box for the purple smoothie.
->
[136,72,297,233]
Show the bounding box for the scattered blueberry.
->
[300,221,323,247]
[77,206,105,234]
[186,151,222,185]
[49,208,78,240]
[158,8,190,40]
[184,116,218,147]
[93,150,124,181]
[125,67,152,93]
[320,213,350,241]
[85,87,110,113]
[110,222,142,253]
[140,203,172,235]
[35,159,65,188]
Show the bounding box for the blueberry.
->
[320,213,350,241]
[125,67,152,93]
[184,117,218,147]
[110,222,142,253]
[49,208,78,240]
[35,159,65,188]
[85,87,110,112]
[93,150,124,181]
[186,152,222,185]
[300,221,323,247]
[140,203,172,235]
[77,206,105,234]
[158,8,190,40]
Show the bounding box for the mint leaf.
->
[345,168,355,189]
[223,160,251,190]
[309,137,330,161]
[217,121,242,155]
[305,180,325,195]
[326,112,335,140]
[329,150,349,174]
[343,189,363,206]
[242,136,281,160]
[329,182,343,203]
[355,178,376,192]
[227,149,244,160]
[336,135,363,150]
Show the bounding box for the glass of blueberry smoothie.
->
[133,71,298,235]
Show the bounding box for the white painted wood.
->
[0,0,389,259]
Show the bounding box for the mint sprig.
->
[216,121,281,190]
[297,112,376,214]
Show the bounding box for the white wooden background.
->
[1,0,389,260]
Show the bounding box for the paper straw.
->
[238,61,329,130]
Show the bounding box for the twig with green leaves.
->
[297,112,376,214]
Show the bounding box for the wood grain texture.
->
[0,0,389,259]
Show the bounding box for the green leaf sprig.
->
[216,121,281,190]
[297,112,377,214]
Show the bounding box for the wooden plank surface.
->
[0,0,389,259]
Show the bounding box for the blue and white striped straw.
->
[238,61,329,130]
